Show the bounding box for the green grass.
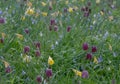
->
[0,0,120,84]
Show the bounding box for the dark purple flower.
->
[24,29,29,34]
[81,7,85,12]
[92,46,97,52]
[0,18,5,24]
[49,6,52,10]
[50,19,55,25]
[24,46,30,53]
[0,38,4,43]
[85,6,89,12]
[67,26,71,32]
[36,75,42,83]
[64,8,67,13]
[35,50,40,57]
[82,43,89,50]
[34,42,40,49]
[82,70,89,78]
[87,2,91,6]
[5,66,11,73]
[86,53,92,60]
[46,69,52,78]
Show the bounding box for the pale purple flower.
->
[0,18,5,24]
[98,56,103,63]
[82,70,89,78]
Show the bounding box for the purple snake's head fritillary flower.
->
[24,29,29,34]
[49,6,52,10]
[35,50,41,57]
[50,19,55,25]
[36,75,42,83]
[81,7,85,12]
[84,12,89,17]
[86,53,92,60]
[34,42,40,49]
[85,6,89,12]
[24,46,30,53]
[67,26,71,32]
[46,69,52,78]
[82,43,89,50]
[87,2,91,6]
[5,66,11,73]
[0,18,5,24]
[92,46,97,52]
[64,8,67,13]
[82,70,89,78]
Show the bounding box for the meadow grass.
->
[0,0,120,84]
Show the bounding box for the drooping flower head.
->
[0,18,5,24]
[72,69,82,77]
[82,70,89,78]
[36,75,42,83]
[45,69,52,78]
[67,26,71,32]
[5,66,12,73]
[48,56,54,66]
[24,46,30,53]
[24,29,29,34]
[82,43,89,50]
[86,53,92,60]
[92,46,97,52]
[35,50,41,57]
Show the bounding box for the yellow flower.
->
[48,56,54,66]
[81,0,84,2]
[21,16,25,21]
[72,69,82,77]
[16,33,23,40]
[100,11,104,16]
[68,7,73,13]
[2,60,10,68]
[16,0,20,2]
[1,33,6,38]
[108,43,112,51]
[93,57,98,64]
[96,0,100,4]
[41,12,48,16]
[51,11,60,17]
[25,7,34,15]
[23,55,32,63]
[65,1,69,4]
[27,1,32,7]
[41,2,46,6]
[109,16,114,21]
[73,6,78,10]
[35,13,39,18]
